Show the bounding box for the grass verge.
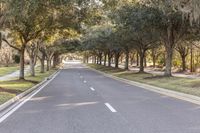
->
[0,67,57,105]
[88,64,200,97]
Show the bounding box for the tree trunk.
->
[47,59,50,71]
[30,58,35,76]
[104,53,107,66]
[152,49,156,68]
[114,52,120,68]
[53,53,59,68]
[125,50,129,70]
[40,53,45,73]
[19,46,25,80]
[40,59,45,73]
[190,46,194,72]
[164,47,173,76]
[144,54,147,67]
[136,53,139,66]
[108,51,112,67]
[49,59,52,68]
[181,55,186,72]
[95,56,97,64]
[164,24,175,77]
[99,53,102,65]
[139,50,145,73]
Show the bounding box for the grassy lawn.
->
[0,66,19,77]
[88,64,200,97]
[0,67,57,105]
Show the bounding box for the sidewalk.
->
[111,64,200,79]
[0,66,31,81]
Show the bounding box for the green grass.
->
[88,64,200,97]
[0,67,57,105]
[0,66,19,77]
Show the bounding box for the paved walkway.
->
[0,66,31,81]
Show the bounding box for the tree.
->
[176,41,190,71]
[3,0,54,79]
[140,0,191,76]
[26,41,39,76]
[114,4,160,72]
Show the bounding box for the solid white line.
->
[0,71,60,123]
[105,103,117,113]
[90,87,95,91]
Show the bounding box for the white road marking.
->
[84,80,87,83]
[105,103,117,113]
[0,71,60,123]
[90,87,95,91]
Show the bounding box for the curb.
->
[88,67,200,106]
[0,70,60,112]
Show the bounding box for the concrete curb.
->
[88,67,200,106]
[0,70,60,112]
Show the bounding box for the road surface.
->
[1,61,200,133]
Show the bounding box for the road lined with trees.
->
[1,0,200,133]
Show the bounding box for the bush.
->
[13,54,20,64]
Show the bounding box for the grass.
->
[0,66,19,77]
[88,64,200,97]
[0,67,57,105]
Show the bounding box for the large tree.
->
[2,0,54,79]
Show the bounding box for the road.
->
[1,62,200,133]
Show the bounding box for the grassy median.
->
[0,67,57,105]
[88,64,200,97]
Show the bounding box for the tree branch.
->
[2,38,21,51]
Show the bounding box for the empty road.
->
[1,62,200,133]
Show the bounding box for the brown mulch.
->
[0,87,23,94]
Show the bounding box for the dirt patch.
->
[0,87,23,94]
[8,79,39,84]
[190,82,200,88]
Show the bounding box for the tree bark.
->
[29,58,35,76]
[136,53,139,66]
[114,51,120,68]
[99,53,102,65]
[164,24,175,77]
[125,49,129,70]
[108,51,112,67]
[139,50,145,73]
[144,54,147,68]
[19,45,25,80]
[164,47,173,76]
[104,53,107,66]
[53,53,59,68]
[40,58,45,73]
[181,55,186,71]
[47,59,50,71]
[190,46,194,72]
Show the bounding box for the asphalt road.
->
[1,62,200,133]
